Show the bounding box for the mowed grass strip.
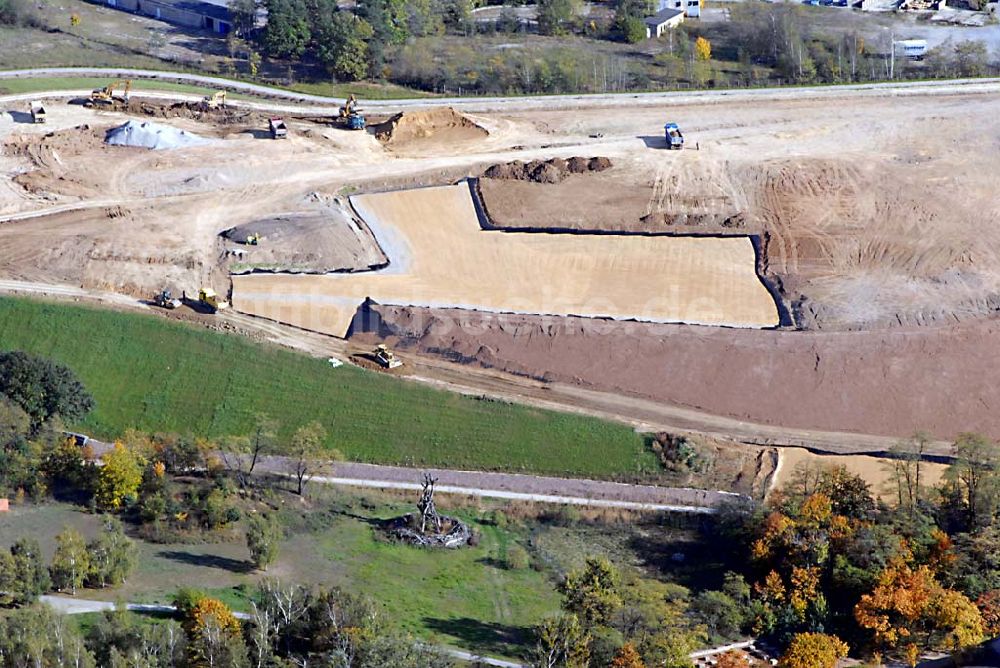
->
[0,298,655,478]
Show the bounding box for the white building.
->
[644,7,685,38]
[659,0,701,19]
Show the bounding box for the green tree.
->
[86,516,138,588]
[538,0,579,36]
[533,613,591,668]
[0,351,94,428]
[620,16,646,44]
[559,556,622,626]
[246,512,283,571]
[0,604,95,666]
[261,0,310,58]
[947,432,1000,530]
[51,526,91,595]
[314,10,375,81]
[10,537,50,605]
[954,40,988,78]
[287,421,335,495]
[227,0,257,37]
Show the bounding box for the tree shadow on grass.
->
[423,616,532,659]
[156,549,252,574]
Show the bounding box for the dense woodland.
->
[5,349,1000,667]
[225,0,999,94]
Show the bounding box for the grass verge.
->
[0,297,656,479]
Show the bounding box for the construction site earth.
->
[4,78,1000,494]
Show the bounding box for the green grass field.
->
[0,496,560,659]
[0,297,656,478]
[0,76,236,97]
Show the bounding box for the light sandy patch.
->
[773,447,947,501]
[231,183,780,336]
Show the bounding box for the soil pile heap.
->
[105,121,209,150]
[482,156,612,184]
[372,108,488,148]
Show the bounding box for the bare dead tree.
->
[417,473,443,534]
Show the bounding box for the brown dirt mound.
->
[5,125,124,198]
[220,204,387,274]
[482,156,612,184]
[372,107,488,146]
[115,99,269,128]
[4,124,106,166]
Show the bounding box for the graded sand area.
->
[772,447,947,501]
[230,184,781,336]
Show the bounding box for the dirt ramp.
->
[372,107,488,148]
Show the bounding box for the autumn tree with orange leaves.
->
[854,558,983,663]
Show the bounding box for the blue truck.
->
[664,122,684,150]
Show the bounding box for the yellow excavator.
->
[89,79,132,106]
[202,90,227,110]
[338,94,366,130]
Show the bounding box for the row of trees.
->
[0,583,455,667]
[0,519,137,607]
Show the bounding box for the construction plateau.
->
[5,79,1000,488]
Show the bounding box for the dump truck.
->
[664,122,684,150]
[269,117,288,139]
[337,94,366,130]
[373,344,402,369]
[29,101,46,124]
[198,287,230,312]
[153,289,182,309]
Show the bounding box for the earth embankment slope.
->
[350,303,1000,441]
[231,183,780,336]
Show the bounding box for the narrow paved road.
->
[80,435,742,513]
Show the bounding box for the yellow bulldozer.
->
[88,79,132,106]
[198,287,230,312]
[373,344,402,369]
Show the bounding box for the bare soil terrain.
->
[5,83,1000,450]
[348,302,1000,441]
[232,184,779,334]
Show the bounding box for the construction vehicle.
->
[29,100,46,123]
[153,289,182,309]
[337,94,366,130]
[373,344,402,369]
[245,233,263,245]
[269,117,288,139]
[198,287,230,312]
[88,79,132,106]
[664,122,684,150]
[202,90,227,109]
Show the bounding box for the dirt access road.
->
[4,79,1000,452]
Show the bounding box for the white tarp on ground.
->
[105,120,209,150]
